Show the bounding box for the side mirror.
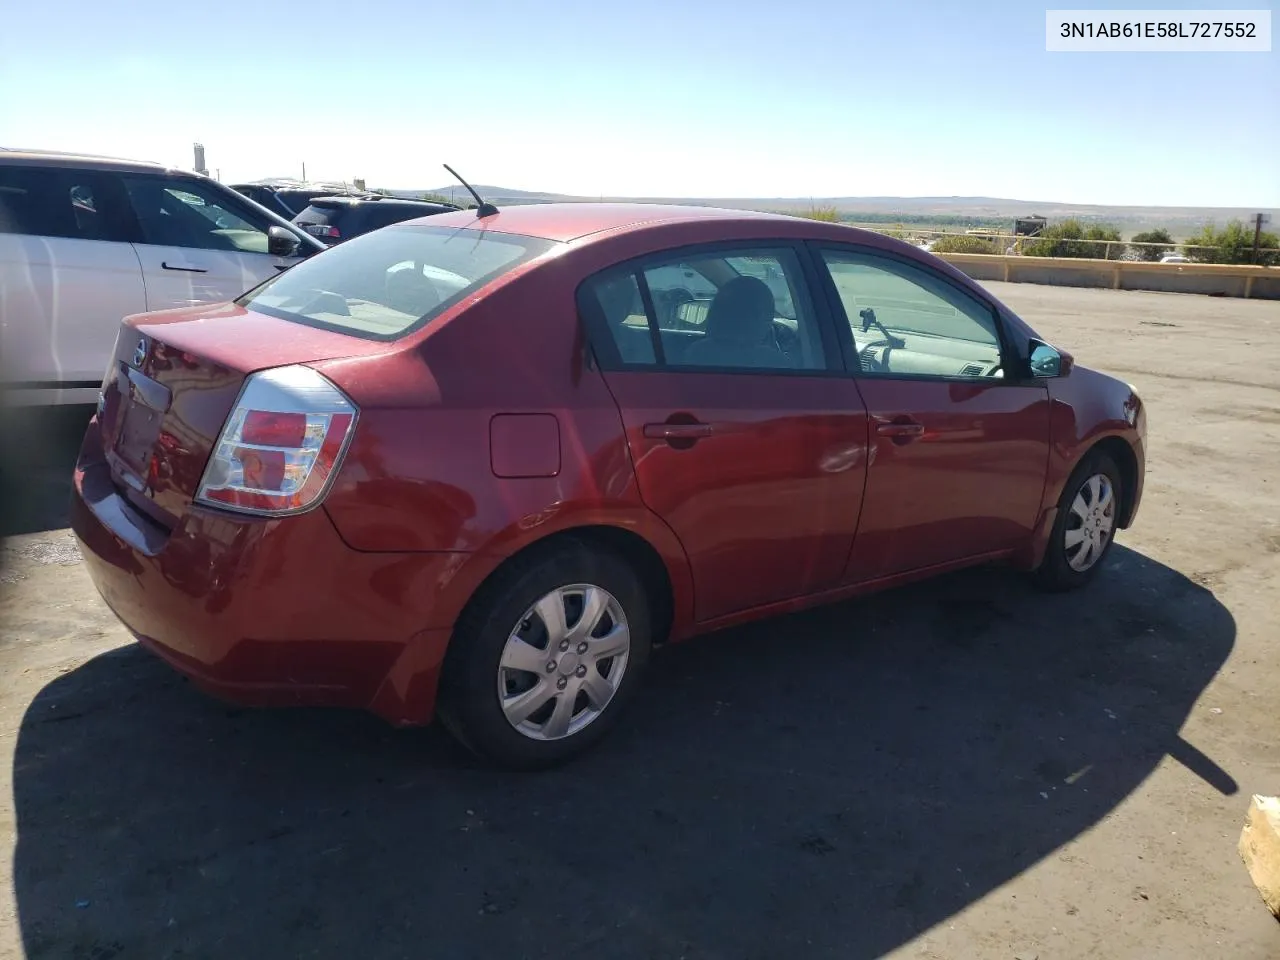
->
[1028,341,1063,378]
[267,225,302,258]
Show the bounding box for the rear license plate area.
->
[114,401,163,475]
[108,364,172,484]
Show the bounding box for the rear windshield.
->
[240,224,556,340]
[294,203,336,224]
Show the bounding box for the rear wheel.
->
[1034,451,1122,591]
[437,542,651,769]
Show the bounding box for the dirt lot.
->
[1,282,1278,960]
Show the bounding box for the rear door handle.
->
[161,261,208,273]
[644,422,715,441]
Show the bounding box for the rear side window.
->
[580,246,829,373]
[363,204,427,231]
[241,224,556,340]
[275,191,322,217]
[243,187,298,219]
[583,273,654,364]
[0,167,133,242]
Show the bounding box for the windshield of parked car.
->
[240,224,557,339]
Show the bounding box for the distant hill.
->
[375,185,1276,239]
[384,185,565,205]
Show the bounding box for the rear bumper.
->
[71,425,460,725]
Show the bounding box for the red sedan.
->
[71,202,1146,768]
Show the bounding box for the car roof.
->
[233,178,345,187]
[412,202,794,243]
[306,195,458,209]
[0,148,184,175]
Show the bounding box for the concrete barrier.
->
[934,253,1280,300]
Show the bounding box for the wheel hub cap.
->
[1064,472,1116,573]
[554,652,581,676]
[497,584,631,741]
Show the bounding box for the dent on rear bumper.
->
[72,454,465,725]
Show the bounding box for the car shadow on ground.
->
[12,546,1234,960]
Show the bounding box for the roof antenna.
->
[443,164,499,218]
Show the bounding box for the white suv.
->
[0,150,324,406]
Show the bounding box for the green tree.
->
[930,234,999,254]
[1129,228,1175,262]
[1023,219,1125,260]
[1184,220,1280,265]
[419,192,455,205]
[793,205,841,222]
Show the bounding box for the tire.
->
[1033,450,1123,592]
[436,540,651,769]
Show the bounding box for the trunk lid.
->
[97,302,385,528]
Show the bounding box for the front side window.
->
[582,247,827,373]
[819,249,1004,379]
[241,224,556,340]
[123,176,272,254]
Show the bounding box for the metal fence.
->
[845,226,1276,263]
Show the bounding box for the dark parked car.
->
[71,203,1146,769]
[229,180,373,221]
[292,194,461,244]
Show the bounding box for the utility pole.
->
[1252,213,1270,264]
[301,161,307,182]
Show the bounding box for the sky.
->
[1,0,1276,206]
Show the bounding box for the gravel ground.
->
[1,281,1278,960]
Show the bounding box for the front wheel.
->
[437,542,651,769]
[1033,451,1122,591]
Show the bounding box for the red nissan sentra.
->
[71,202,1146,768]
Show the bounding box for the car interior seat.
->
[680,275,783,368]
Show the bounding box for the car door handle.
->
[874,417,925,443]
[644,422,715,441]
[161,261,208,273]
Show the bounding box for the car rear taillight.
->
[303,223,340,239]
[195,365,357,516]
